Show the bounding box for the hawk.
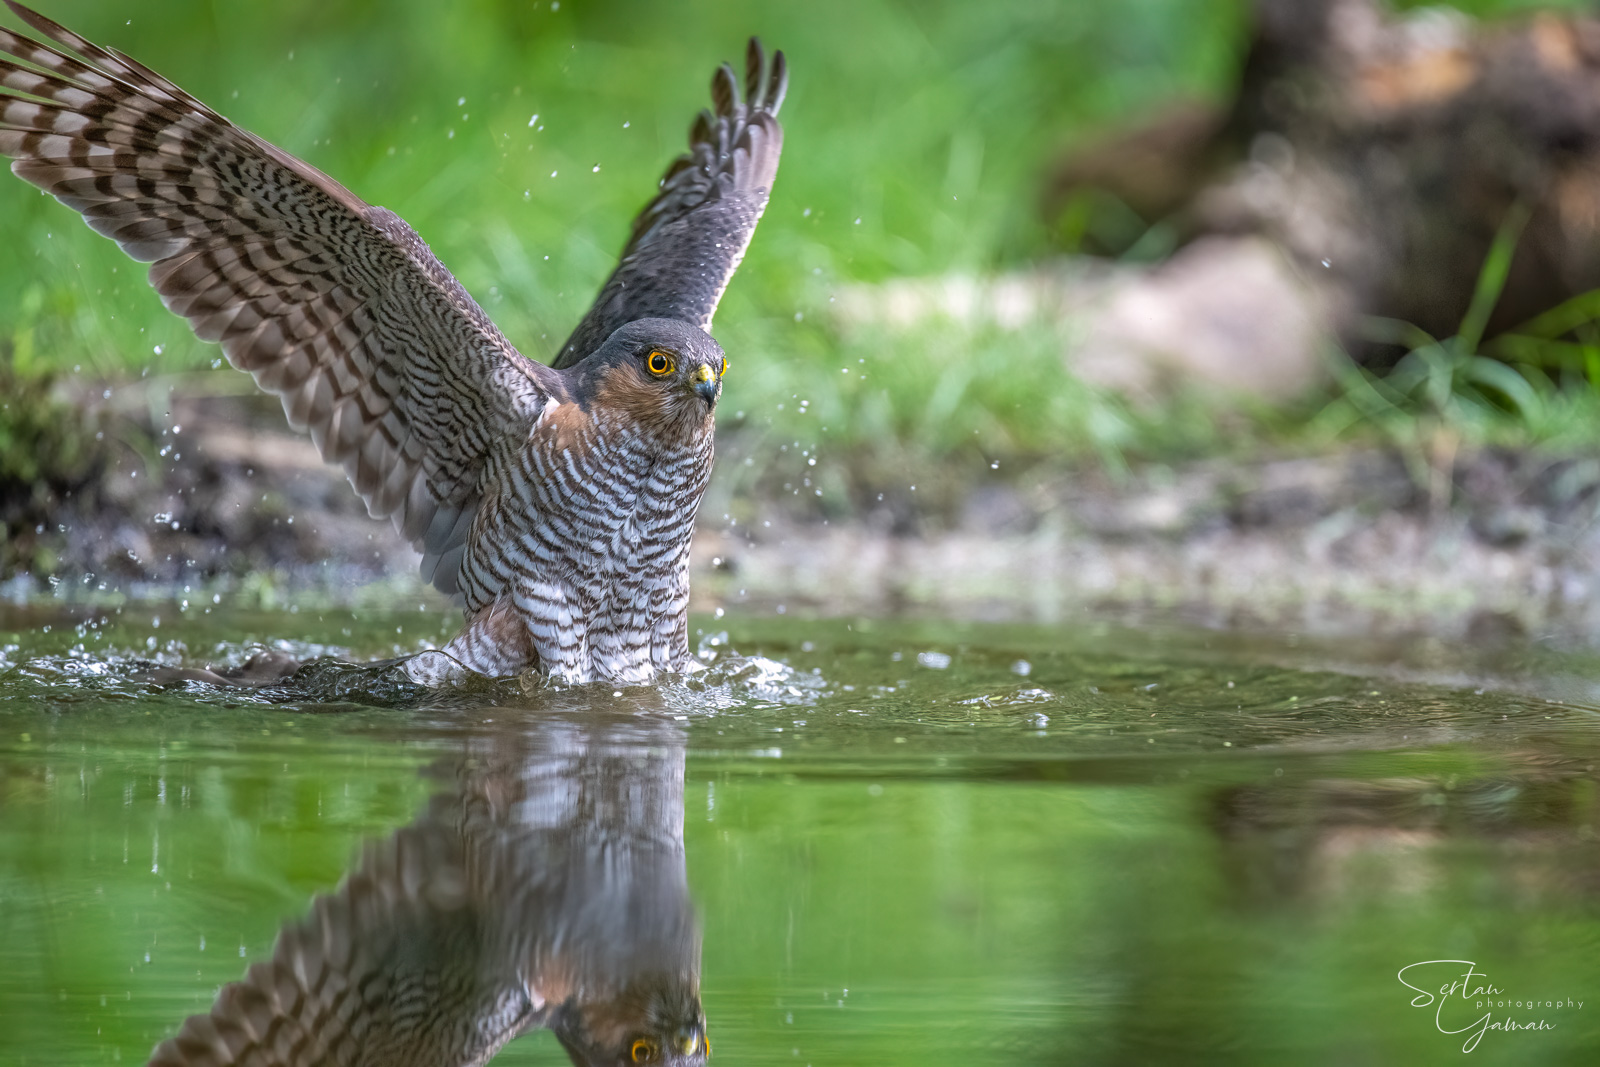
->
[148,716,707,1067]
[0,2,786,684]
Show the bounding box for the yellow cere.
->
[695,364,714,384]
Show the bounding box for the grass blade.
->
[1458,199,1532,355]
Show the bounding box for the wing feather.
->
[0,2,562,595]
[552,38,787,368]
[147,821,531,1067]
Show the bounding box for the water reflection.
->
[1207,762,1600,905]
[149,710,706,1067]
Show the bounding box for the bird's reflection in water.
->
[150,702,707,1067]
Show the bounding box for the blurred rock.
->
[833,240,1332,403]
[1049,0,1600,355]
[1071,236,1332,402]
[831,258,1118,333]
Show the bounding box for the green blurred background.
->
[0,0,1232,359]
[0,0,1241,466]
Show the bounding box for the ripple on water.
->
[3,608,1600,1067]
[1,609,1597,770]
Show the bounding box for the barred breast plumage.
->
[0,3,786,684]
[445,319,724,685]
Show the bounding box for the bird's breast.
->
[514,412,713,589]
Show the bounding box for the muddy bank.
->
[700,444,1600,643]
[6,374,1600,643]
[1,374,407,594]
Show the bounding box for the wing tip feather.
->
[710,61,737,117]
[742,38,788,116]
[767,48,789,115]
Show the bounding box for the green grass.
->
[1309,199,1600,469]
[0,0,1245,465]
[0,0,1239,359]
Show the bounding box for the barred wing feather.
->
[147,824,531,1067]
[0,2,558,596]
[553,38,787,368]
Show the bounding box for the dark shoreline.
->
[6,377,1600,649]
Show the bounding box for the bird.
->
[0,2,786,684]
[147,713,709,1067]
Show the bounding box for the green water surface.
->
[1,600,1598,1065]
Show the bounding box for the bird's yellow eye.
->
[719,356,729,378]
[630,1037,659,1063]
[647,351,674,376]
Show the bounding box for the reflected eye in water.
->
[679,1026,706,1057]
[631,1036,660,1062]
[671,1025,706,1057]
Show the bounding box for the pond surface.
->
[2,598,1599,1064]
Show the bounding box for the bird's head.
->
[549,973,710,1067]
[569,319,726,442]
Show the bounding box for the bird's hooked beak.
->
[693,363,719,406]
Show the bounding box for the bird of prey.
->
[148,714,709,1067]
[0,3,786,684]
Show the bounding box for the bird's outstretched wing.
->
[0,2,559,594]
[147,823,535,1067]
[552,38,787,369]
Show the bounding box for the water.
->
[2,599,1599,1064]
